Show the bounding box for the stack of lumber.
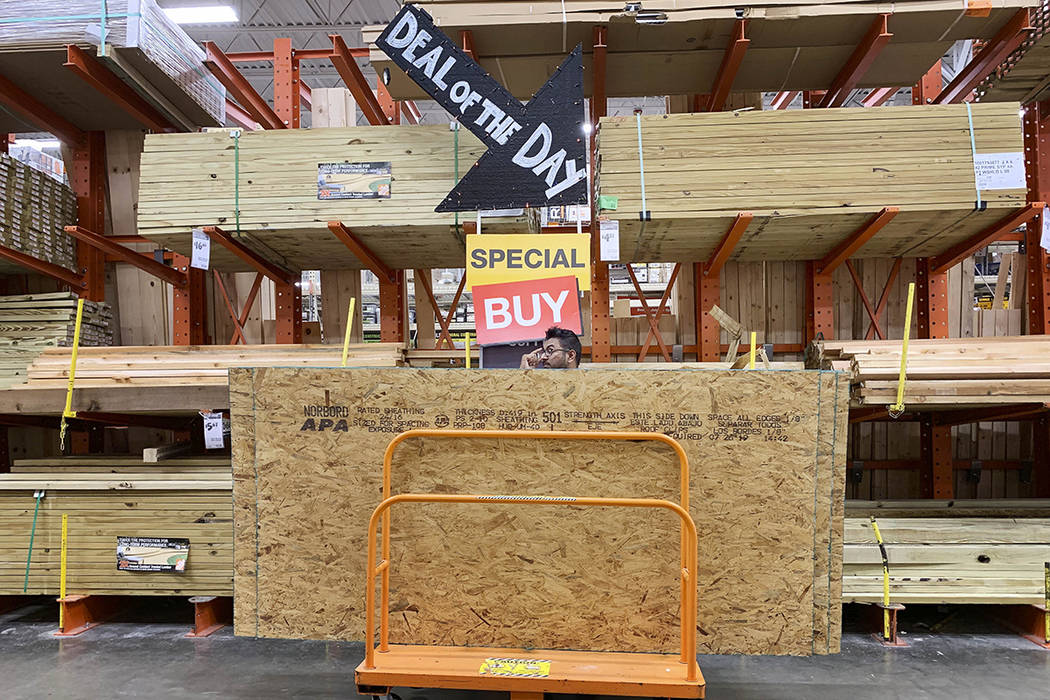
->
[807,336,1050,407]
[0,153,77,273]
[0,456,232,596]
[596,103,1027,263]
[367,1,1034,99]
[844,504,1050,604]
[979,0,1050,104]
[0,0,223,131]
[5,343,406,390]
[0,293,113,389]
[138,127,534,271]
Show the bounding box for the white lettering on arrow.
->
[413,46,443,78]
[402,30,432,63]
[384,11,417,48]
[512,124,552,168]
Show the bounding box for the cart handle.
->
[363,493,700,683]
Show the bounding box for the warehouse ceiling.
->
[153,0,665,126]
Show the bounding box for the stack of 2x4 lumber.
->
[367,1,1034,100]
[0,456,231,596]
[137,126,533,272]
[808,336,1050,407]
[595,103,1027,263]
[978,0,1050,104]
[0,292,114,389]
[0,152,77,274]
[8,343,407,390]
[843,503,1050,605]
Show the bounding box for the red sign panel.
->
[472,275,582,346]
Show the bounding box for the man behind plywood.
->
[520,326,581,368]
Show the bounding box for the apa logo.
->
[300,418,349,432]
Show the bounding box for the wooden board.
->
[596,104,1027,263]
[138,127,536,271]
[230,367,849,655]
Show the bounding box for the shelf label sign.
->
[479,657,551,678]
[467,233,590,290]
[375,4,588,212]
[974,152,1026,191]
[190,228,210,270]
[472,275,582,346]
[318,162,391,200]
[117,537,189,572]
[599,219,620,261]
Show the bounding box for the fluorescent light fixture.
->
[163,5,238,24]
[13,139,61,150]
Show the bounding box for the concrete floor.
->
[2,601,1049,699]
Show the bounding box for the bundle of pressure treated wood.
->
[979,0,1050,103]
[807,336,1050,406]
[843,506,1050,604]
[137,126,533,272]
[367,1,1034,99]
[6,343,406,390]
[597,103,1027,263]
[0,457,232,596]
[0,153,77,273]
[0,293,113,388]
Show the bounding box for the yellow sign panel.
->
[467,234,591,291]
[478,657,552,678]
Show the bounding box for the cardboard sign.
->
[467,233,590,290]
[375,4,587,212]
[974,152,1026,191]
[318,162,391,200]
[472,275,582,346]
[117,537,189,572]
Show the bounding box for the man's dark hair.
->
[545,326,581,367]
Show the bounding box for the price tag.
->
[190,228,210,270]
[1042,213,1050,252]
[599,220,620,261]
[201,412,224,449]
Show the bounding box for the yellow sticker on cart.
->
[478,658,551,678]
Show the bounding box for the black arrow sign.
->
[376,5,588,213]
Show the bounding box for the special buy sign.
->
[472,275,583,346]
[467,234,591,291]
[376,4,588,212]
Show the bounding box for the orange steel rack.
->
[356,429,704,699]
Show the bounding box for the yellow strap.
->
[341,297,357,367]
[59,298,85,450]
[464,332,472,369]
[59,513,68,628]
[871,516,891,639]
[889,282,916,417]
[749,331,756,369]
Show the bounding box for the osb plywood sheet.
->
[230,368,848,655]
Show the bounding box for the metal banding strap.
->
[635,111,651,221]
[965,102,984,210]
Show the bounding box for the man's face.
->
[541,338,572,368]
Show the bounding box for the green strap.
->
[966,102,983,208]
[23,492,43,592]
[100,0,107,48]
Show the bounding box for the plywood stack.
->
[368,1,1034,99]
[231,367,849,655]
[0,153,77,274]
[0,0,224,129]
[137,127,533,271]
[0,293,114,389]
[844,503,1050,604]
[596,103,1027,264]
[808,336,1050,407]
[0,456,232,596]
[5,343,406,390]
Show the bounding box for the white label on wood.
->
[190,228,210,270]
[599,220,620,261]
[203,413,224,449]
[1042,213,1050,252]
[973,152,1026,191]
